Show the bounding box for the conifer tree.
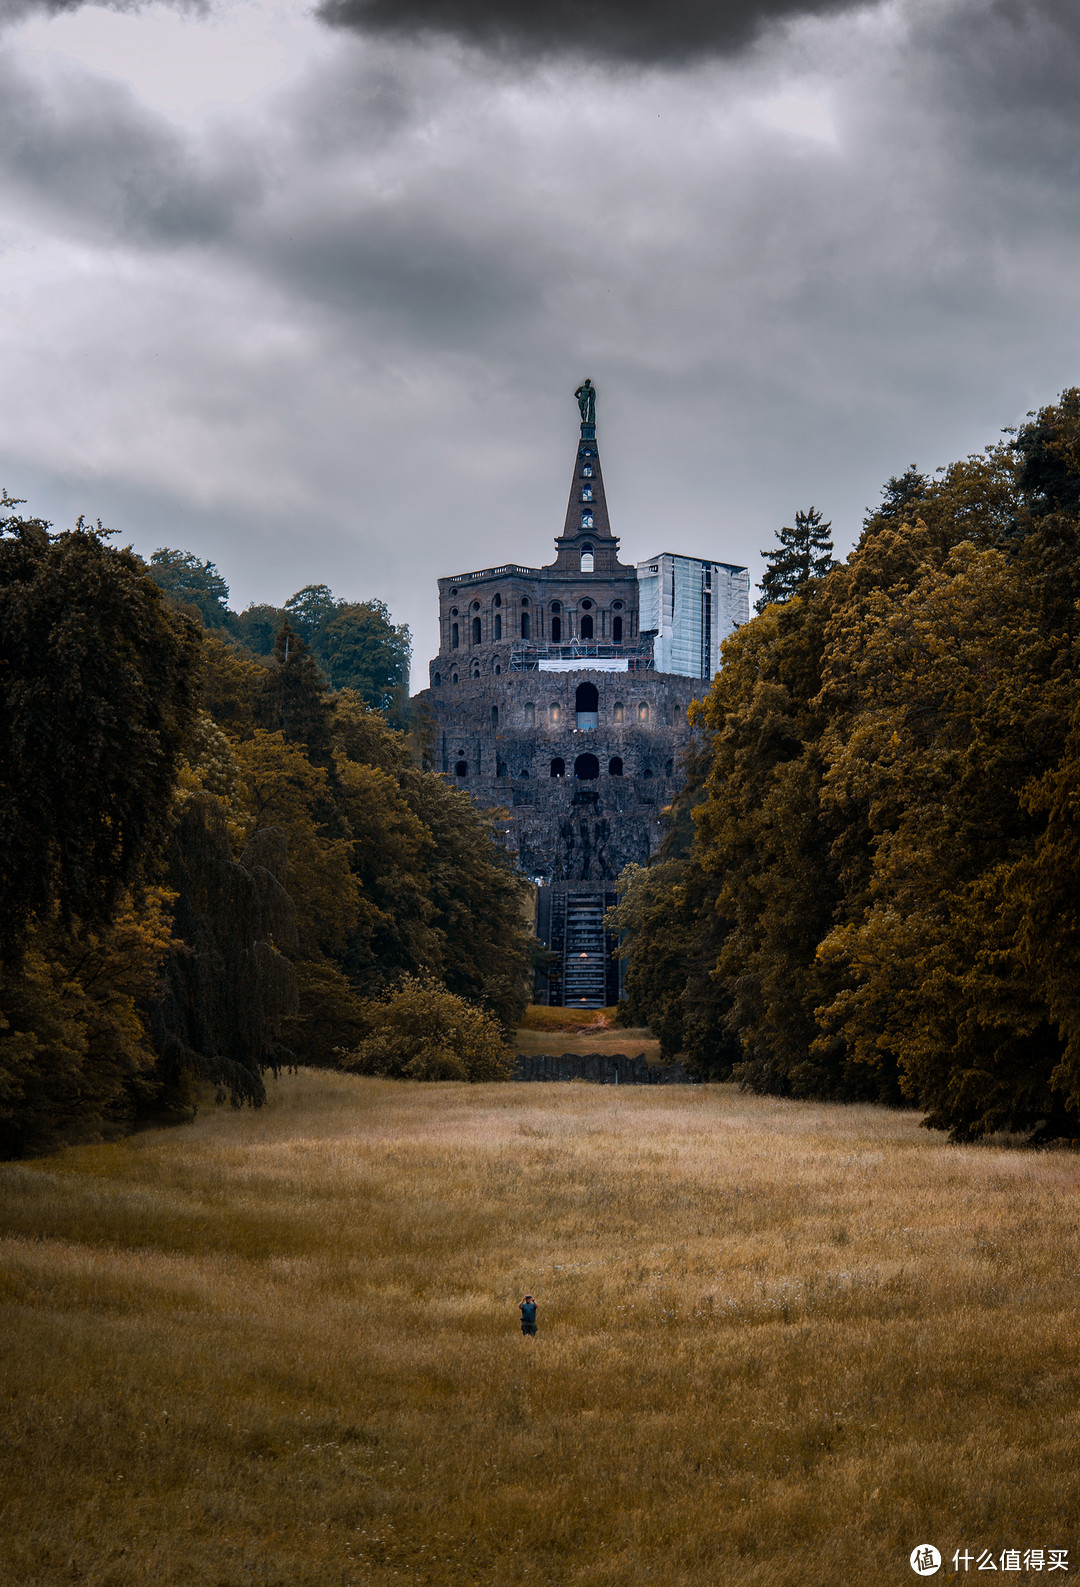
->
[755,506,835,613]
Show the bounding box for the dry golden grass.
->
[512,1024,659,1062]
[3,1074,1079,1586]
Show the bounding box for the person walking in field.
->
[519,1295,537,1337]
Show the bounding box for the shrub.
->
[341,977,514,1081]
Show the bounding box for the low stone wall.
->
[514,1052,695,1084]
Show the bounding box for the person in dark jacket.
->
[519,1295,537,1336]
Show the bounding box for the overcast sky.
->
[2,0,1079,677]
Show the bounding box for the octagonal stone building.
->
[416,389,749,1005]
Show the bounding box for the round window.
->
[580,598,593,610]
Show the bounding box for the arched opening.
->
[494,593,502,607]
[550,757,565,778]
[612,616,623,642]
[574,753,600,780]
[665,758,674,776]
[471,617,481,644]
[613,701,624,724]
[451,623,459,648]
[494,614,502,640]
[521,612,530,638]
[550,703,561,724]
[581,513,594,529]
[550,600,562,612]
[637,701,649,722]
[455,760,468,777]
[494,663,501,675]
[433,672,442,686]
[580,547,594,572]
[451,671,459,684]
[491,706,499,730]
[575,681,599,730]
[497,757,508,778]
[672,703,681,723]
[551,617,562,642]
[517,766,531,778]
[524,702,536,727]
[642,766,653,778]
[608,756,623,776]
[579,614,594,640]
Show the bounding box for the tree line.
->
[0,505,530,1157]
[611,388,1080,1141]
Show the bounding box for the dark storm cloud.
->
[315,0,866,64]
[0,51,259,242]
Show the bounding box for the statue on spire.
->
[574,379,596,426]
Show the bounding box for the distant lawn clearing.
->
[2,1074,1078,1585]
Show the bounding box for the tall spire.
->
[549,380,621,571]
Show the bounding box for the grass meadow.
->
[2,1073,1078,1585]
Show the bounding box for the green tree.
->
[147,548,232,628]
[0,502,201,962]
[755,506,836,614]
[341,977,513,1081]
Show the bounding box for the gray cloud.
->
[0,50,259,242]
[0,0,202,20]
[315,0,867,63]
[4,0,1080,668]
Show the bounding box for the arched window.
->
[612,616,623,642]
[494,663,501,675]
[524,702,536,727]
[637,701,649,723]
[581,548,594,572]
[575,682,599,730]
[550,757,565,778]
[642,765,653,778]
[433,672,442,686]
[672,704,681,723]
[494,614,502,640]
[451,672,459,684]
[550,703,561,724]
[517,766,531,778]
[608,756,623,776]
[574,753,599,780]
[491,706,499,730]
[521,596,530,606]
[582,486,593,501]
[521,612,530,638]
[613,701,625,724]
[580,614,594,639]
[550,600,562,612]
[471,600,480,611]
[494,593,502,607]
[455,760,468,777]
[497,757,508,777]
[665,758,674,776]
[451,623,459,648]
[551,617,562,642]
[471,617,481,645]
[581,513,594,529]
[471,663,481,679]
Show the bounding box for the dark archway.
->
[665,758,674,776]
[471,617,481,644]
[451,623,459,648]
[550,757,565,778]
[575,682,599,712]
[574,753,600,780]
[491,706,499,730]
[521,612,530,638]
[608,756,623,776]
[551,617,562,642]
[455,760,468,777]
[579,614,594,639]
[433,672,442,686]
[494,614,502,640]
[612,615,623,642]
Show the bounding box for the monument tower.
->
[417,384,749,1005]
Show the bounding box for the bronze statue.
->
[574,379,596,426]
